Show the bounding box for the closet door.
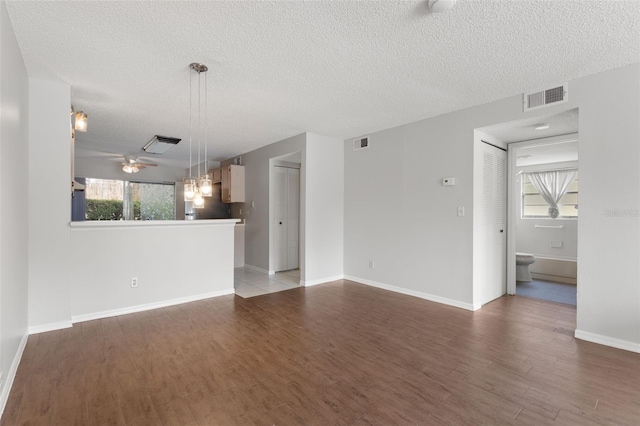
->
[273,166,300,272]
[286,168,300,270]
[476,141,507,305]
[273,166,288,272]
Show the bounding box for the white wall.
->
[0,0,29,411]
[344,106,492,309]
[344,64,640,351]
[70,221,236,321]
[572,64,640,351]
[303,133,344,285]
[27,78,73,332]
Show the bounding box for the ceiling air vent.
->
[142,135,181,154]
[523,84,568,112]
[353,136,370,151]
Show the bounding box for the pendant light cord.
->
[197,70,201,180]
[204,71,208,174]
[188,68,193,179]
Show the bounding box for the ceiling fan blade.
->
[135,162,157,167]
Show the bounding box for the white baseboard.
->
[0,333,28,418]
[244,264,273,275]
[344,275,477,311]
[301,274,344,287]
[28,320,73,335]
[530,272,576,285]
[71,288,235,324]
[574,329,640,354]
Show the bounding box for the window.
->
[522,172,578,218]
[84,178,175,221]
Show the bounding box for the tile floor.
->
[516,279,577,305]
[234,267,300,298]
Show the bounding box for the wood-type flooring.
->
[2,280,639,425]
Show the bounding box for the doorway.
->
[478,108,579,306]
[509,136,579,305]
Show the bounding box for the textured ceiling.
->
[6,0,640,169]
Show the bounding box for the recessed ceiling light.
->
[534,123,550,130]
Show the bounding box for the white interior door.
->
[273,166,300,272]
[273,166,288,272]
[476,141,507,305]
[286,168,300,270]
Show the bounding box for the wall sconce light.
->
[74,111,88,132]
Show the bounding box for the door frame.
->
[506,143,517,294]
[268,153,302,275]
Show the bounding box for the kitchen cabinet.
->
[212,167,222,183]
[221,164,245,203]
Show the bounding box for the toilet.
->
[516,252,536,282]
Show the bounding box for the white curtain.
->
[526,169,577,218]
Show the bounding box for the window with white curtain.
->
[522,171,578,218]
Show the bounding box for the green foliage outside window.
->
[83,178,175,221]
[86,199,140,221]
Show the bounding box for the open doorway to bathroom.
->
[479,108,579,306]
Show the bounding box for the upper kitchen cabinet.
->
[212,167,223,183]
[221,164,245,203]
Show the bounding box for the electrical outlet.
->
[131,277,138,288]
[369,260,375,269]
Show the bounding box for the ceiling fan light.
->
[74,111,88,132]
[122,164,133,173]
[200,173,213,197]
[184,178,197,201]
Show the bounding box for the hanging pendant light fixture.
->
[200,69,213,197]
[184,62,210,207]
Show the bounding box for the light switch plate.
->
[457,206,465,217]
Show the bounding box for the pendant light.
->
[199,69,213,197]
[184,62,209,207]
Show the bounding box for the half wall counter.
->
[69,219,239,322]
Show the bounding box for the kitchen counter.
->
[70,219,240,228]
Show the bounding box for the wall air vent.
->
[353,136,370,151]
[523,84,568,112]
[142,135,181,154]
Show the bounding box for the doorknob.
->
[279,222,282,225]
[500,229,504,233]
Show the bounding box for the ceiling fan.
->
[120,157,158,173]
